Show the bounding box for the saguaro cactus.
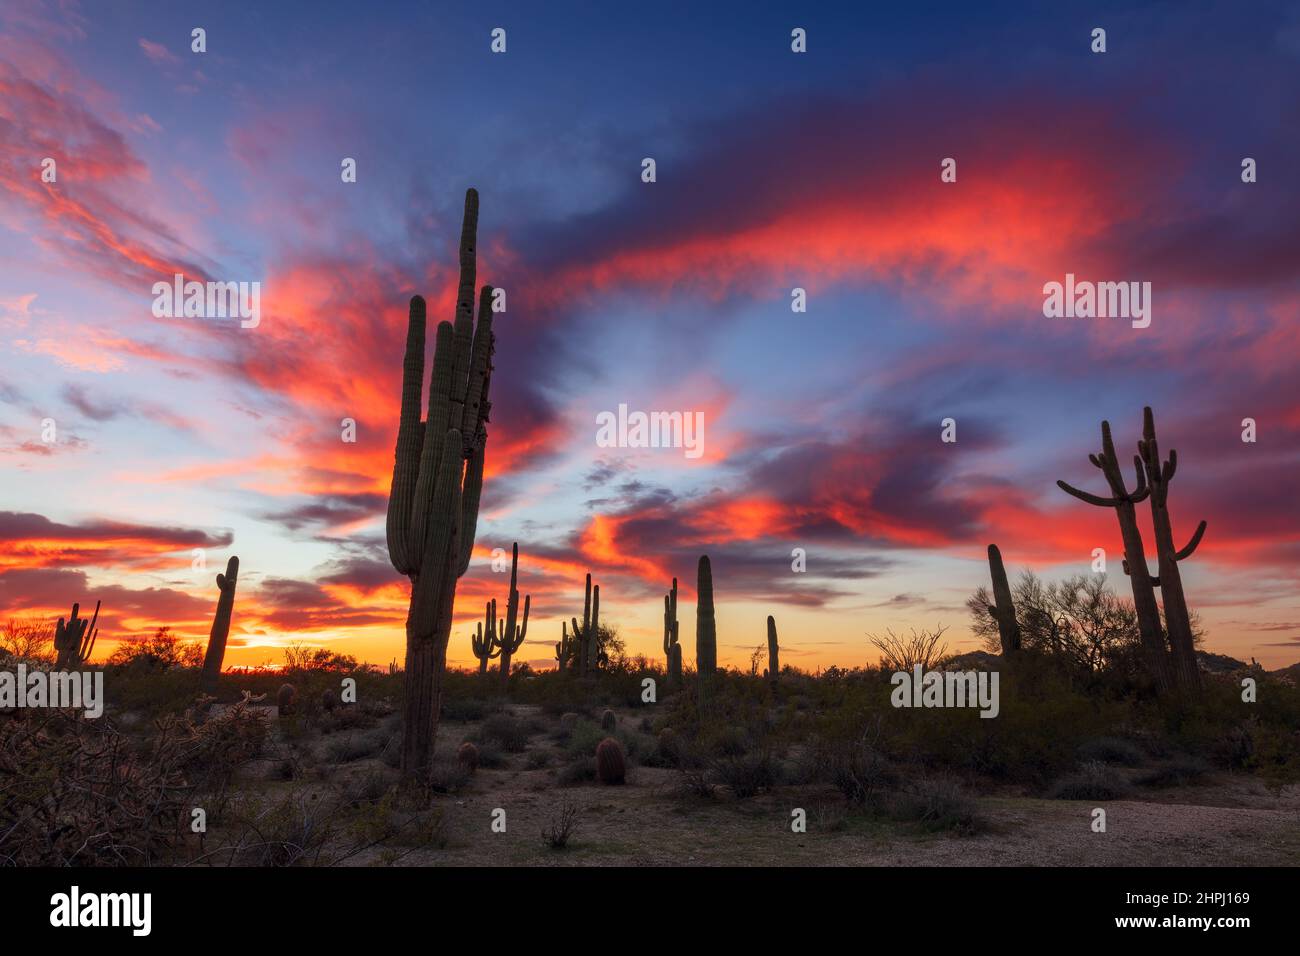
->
[1057,416,1172,694]
[663,577,681,686]
[555,621,576,672]
[200,556,239,694]
[54,600,99,668]
[386,188,496,780]
[985,545,1021,656]
[496,542,531,694]
[766,615,779,684]
[472,600,501,675]
[1134,407,1205,692]
[571,573,600,676]
[695,555,716,675]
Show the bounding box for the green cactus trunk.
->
[386,189,495,782]
[1058,416,1174,695]
[766,615,779,684]
[695,555,716,675]
[53,600,99,669]
[496,543,530,696]
[200,556,239,695]
[663,577,681,686]
[1136,407,1205,693]
[985,545,1021,656]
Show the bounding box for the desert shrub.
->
[325,730,387,763]
[1049,760,1132,800]
[889,775,983,834]
[525,749,552,769]
[427,758,472,794]
[558,755,596,786]
[712,750,777,798]
[1137,757,1211,788]
[472,740,508,769]
[106,627,203,672]
[1077,736,1146,766]
[478,713,532,752]
[441,696,495,723]
[541,798,581,849]
[0,696,266,865]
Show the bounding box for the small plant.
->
[1049,760,1132,800]
[1077,736,1145,767]
[541,798,581,849]
[1137,757,1210,788]
[890,774,983,835]
[595,737,626,785]
[600,708,617,732]
[458,741,480,773]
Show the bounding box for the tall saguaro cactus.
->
[1057,415,1172,694]
[1134,407,1205,691]
[555,621,576,672]
[496,542,531,694]
[766,615,779,684]
[54,600,99,668]
[696,555,716,675]
[985,545,1021,656]
[663,577,682,686]
[571,573,600,676]
[200,556,239,694]
[472,600,501,674]
[386,188,496,780]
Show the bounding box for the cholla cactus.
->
[984,545,1021,656]
[200,556,239,695]
[663,577,681,686]
[495,542,531,695]
[54,600,99,668]
[570,573,600,676]
[385,188,496,779]
[472,600,502,674]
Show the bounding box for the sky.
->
[2,0,1299,672]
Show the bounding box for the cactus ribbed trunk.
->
[386,188,495,782]
[200,556,239,695]
[572,573,599,676]
[766,615,779,684]
[53,600,99,669]
[1058,415,1174,695]
[1137,407,1204,693]
[985,545,1021,656]
[496,543,530,696]
[696,555,716,675]
[663,577,681,686]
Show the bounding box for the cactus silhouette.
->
[200,556,239,695]
[695,555,716,675]
[985,545,1021,655]
[1133,407,1205,691]
[663,577,681,686]
[385,188,496,779]
[1058,412,1175,693]
[766,614,779,684]
[555,620,576,672]
[472,599,502,675]
[53,600,99,668]
[495,542,531,694]
[570,573,600,676]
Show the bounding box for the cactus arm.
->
[1056,479,1121,508]
[1175,520,1207,561]
[386,296,427,576]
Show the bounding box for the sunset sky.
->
[2,0,1299,672]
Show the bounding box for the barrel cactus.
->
[595,737,626,785]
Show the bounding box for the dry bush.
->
[868,626,949,673]
[0,695,266,865]
[541,798,581,849]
